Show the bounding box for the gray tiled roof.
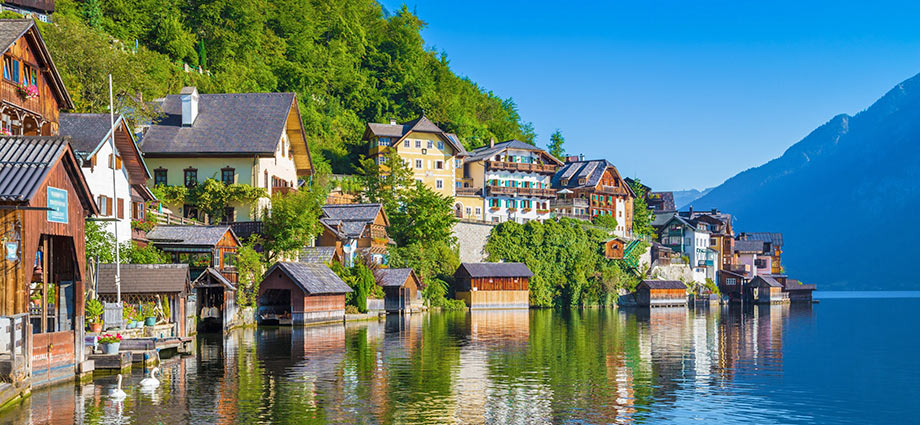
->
[456,262,534,278]
[320,203,384,238]
[552,159,610,189]
[0,136,67,202]
[58,113,117,157]
[463,139,558,163]
[147,225,236,247]
[374,268,414,287]
[740,232,783,248]
[752,276,782,288]
[97,263,190,294]
[300,246,337,263]
[640,280,687,289]
[652,211,677,228]
[0,20,32,53]
[266,262,353,295]
[140,92,295,155]
[364,114,466,154]
[734,239,765,253]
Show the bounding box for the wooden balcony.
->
[487,185,556,198]
[597,185,628,195]
[147,208,201,226]
[486,161,557,174]
[272,185,296,196]
[456,187,482,196]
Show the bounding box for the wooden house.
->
[96,264,192,337]
[317,203,390,266]
[454,262,532,309]
[192,267,240,333]
[59,113,155,246]
[374,268,422,313]
[0,136,97,393]
[750,275,788,304]
[146,225,240,284]
[780,277,816,303]
[636,280,687,307]
[258,262,352,325]
[551,159,636,236]
[738,232,783,275]
[0,20,73,137]
[604,238,626,259]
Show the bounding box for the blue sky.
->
[381,1,920,190]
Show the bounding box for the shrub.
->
[85,299,104,323]
[344,305,361,315]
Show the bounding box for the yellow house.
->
[363,113,465,198]
[140,87,313,222]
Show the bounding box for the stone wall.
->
[453,221,495,263]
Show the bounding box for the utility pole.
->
[109,74,121,313]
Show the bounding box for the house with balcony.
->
[363,113,466,199]
[146,225,241,285]
[738,232,783,274]
[551,159,635,236]
[59,113,155,245]
[316,203,391,266]
[0,19,72,136]
[733,239,772,279]
[0,1,55,23]
[655,213,717,283]
[455,139,561,223]
[139,87,313,222]
[681,208,735,272]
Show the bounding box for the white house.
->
[456,140,562,224]
[657,214,717,283]
[59,113,154,245]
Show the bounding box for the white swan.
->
[139,367,160,389]
[110,374,127,400]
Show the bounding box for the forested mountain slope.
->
[30,0,535,173]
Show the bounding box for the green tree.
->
[388,182,458,247]
[261,175,329,261]
[547,129,566,159]
[357,150,413,211]
[592,214,618,231]
[121,242,170,264]
[85,219,115,264]
[236,241,266,307]
[628,178,656,237]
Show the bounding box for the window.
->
[466,207,471,215]
[9,58,19,83]
[427,140,433,149]
[97,195,109,216]
[223,207,235,223]
[132,201,144,221]
[437,141,444,150]
[455,159,462,168]
[183,204,199,220]
[726,278,737,285]
[184,168,198,187]
[415,159,423,169]
[403,140,410,148]
[378,137,390,147]
[2,56,9,80]
[117,198,125,219]
[435,160,443,169]
[221,168,235,185]
[436,179,443,189]
[415,140,421,148]
[24,65,36,86]
[475,207,481,215]
[154,169,167,186]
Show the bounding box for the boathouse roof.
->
[374,268,418,287]
[0,136,98,213]
[751,276,783,288]
[97,264,190,294]
[455,262,534,278]
[147,225,239,249]
[266,262,353,295]
[300,246,338,264]
[639,280,687,290]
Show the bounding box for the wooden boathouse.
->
[454,262,532,309]
[750,275,789,304]
[258,262,352,325]
[95,264,193,337]
[636,280,688,307]
[374,268,422,314]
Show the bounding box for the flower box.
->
[17,83,38,100]
[507,208,517,212]
[522,208,532,213]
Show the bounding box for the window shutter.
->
[106,197,113,217]
[117,198,124,219]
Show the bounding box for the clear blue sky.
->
[381,0,920,190]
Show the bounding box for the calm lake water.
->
[2,292,918,424]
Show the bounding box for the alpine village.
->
[0,5,816,409]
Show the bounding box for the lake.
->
[2,292,917,424]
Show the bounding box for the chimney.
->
[579,153,585,161]
[389,117,397,125]
[489,138,495,148]
[180,86,199,127]
[689,205,694,216]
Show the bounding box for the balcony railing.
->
[147,208,201,226]
[487,185,556,198]
[551,198,589,208]
[486,161,557,174]
[272,186,296,196]
[456,187,482,196]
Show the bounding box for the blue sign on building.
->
[47,186,68,224]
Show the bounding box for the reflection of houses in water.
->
[467,309,530,345]
[635,307,691,404]
[717,303,800,381]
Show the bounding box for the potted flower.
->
[98,333,122,354]
[142,302,156,327]
[17,83,38,100]
[86,298,104,333]
[123,304,137,329]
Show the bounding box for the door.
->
[58,281,74,331]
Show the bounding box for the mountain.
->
[672,187,713,210]
[691,72,920,290]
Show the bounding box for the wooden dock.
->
[88,352,132,371]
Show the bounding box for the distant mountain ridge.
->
[692,72,920,290]
[672,187,713,210]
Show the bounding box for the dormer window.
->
[561,179,569,185]
[579,178,586,185]
[437,140,444,150]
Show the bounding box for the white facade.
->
[482,149,554,224]
[81,138,134,245]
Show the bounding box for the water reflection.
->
[3,303,831,424]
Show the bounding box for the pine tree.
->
[548,129,566,159]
